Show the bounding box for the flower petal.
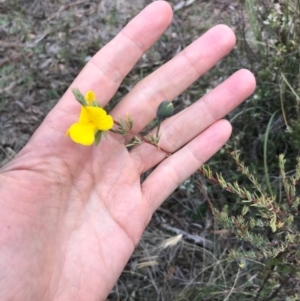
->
[79,106,91,123]
[96,114,114,130]
[85,90,96,104]
[85,107,114,130]
[67,122,97,145]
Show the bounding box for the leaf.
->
[94,131,102,146]
[72,88,86,105]
[126,114,134,130]
[270,214,277,232]
[242,205,249,216]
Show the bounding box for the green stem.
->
[156,119,161,139]
[264,112,277,197]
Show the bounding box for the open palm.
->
[0,2,255,301]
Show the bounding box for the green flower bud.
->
[156,101,174,120]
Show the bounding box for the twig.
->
[281,72,300,103]
[254,269,273,301]
[264,283,284,301]
[223,268,241,301]
[113,120,171,156]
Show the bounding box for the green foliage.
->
[199,5,300,298]
[203,151,300,298]
[228,0,300,178]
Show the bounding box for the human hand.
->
[0,1,255,300]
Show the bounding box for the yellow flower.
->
[67,104,113,146]
[85,90,96,104]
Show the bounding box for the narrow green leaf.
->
[72,88,86,105]
[94,131,102,146]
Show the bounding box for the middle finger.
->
[111,25,236,136]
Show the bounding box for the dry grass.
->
[0,0,236,155]
[0,1,262,300]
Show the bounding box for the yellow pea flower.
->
[66,89,114,146]
[85,90,96,104]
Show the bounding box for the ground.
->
[0,1,260,300]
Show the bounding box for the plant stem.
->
[264,112,277,197]
[156,119,161,139]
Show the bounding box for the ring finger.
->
[129,69,256,173]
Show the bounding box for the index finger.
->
[42,1,173,127]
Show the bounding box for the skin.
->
[0,1,256,301]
